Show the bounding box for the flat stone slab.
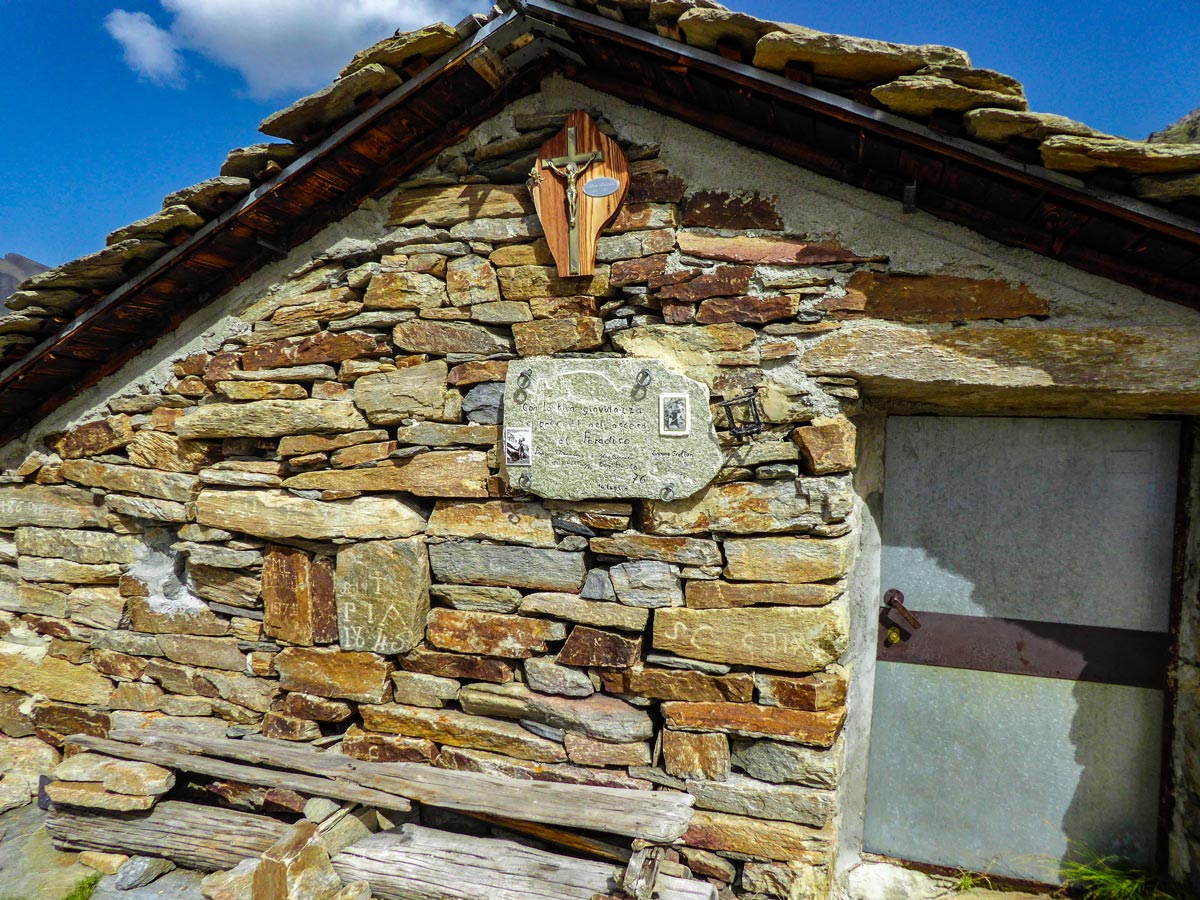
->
[502,358,722,501]
[92,868,206,900]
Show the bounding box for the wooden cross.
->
[529,111,629,278]
[543,127,603,274]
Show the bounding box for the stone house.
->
[1,1,1199,897]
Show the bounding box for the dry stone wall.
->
[0,95,1194,899]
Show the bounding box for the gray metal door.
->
[865,417,1179,882]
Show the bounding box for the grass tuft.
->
[61,875,102,900]
[952,868,995,893]
[1061,853,1184,900]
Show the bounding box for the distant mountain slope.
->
[0,254,49,300]
[1149,107,1200,144]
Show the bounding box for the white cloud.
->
[106,0,480,99]
[104,9,185,88]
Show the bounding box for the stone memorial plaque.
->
[502,359,722,501]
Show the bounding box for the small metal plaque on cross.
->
[528,110,630,277]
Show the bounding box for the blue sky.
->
[1,0,1197,268]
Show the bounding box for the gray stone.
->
[581,568,617,601]
[176,399,368,439]
[430,584,521,613]
[501,359,722,501]
[391,671,459,708]
[730,738,842,789]
[644,652,731,676]
[519,592,648,631]
[335,538,429,655]
[353,361,449,424]
[162,176,252,216]
[520,719,565,742]
[259,63,402,141]
[15,527,138,564]
[459,683,653,742]
[113,855,176,890]
[428,541,585,592]
[524,657,595,698]
[196,489,423,541]
[463,382,505,424]
[685,772,835,826]
[610,560,683,608]
[0,484,107,529]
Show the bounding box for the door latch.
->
[884,588,921,631]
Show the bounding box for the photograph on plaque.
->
[659,393,690,436]
[504,427,533,466]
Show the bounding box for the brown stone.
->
[157,635,246,672]
[963,107,1102,144]
[557,626,641,668]
[644,478,852,536]
[390,184,533,226]
[60,458,197,502]
[529,296,599,319]
[259,62,400,141]
[512,316,605,356]
[360,704,566,762]
[31,702,110,746]
[252,820,342,900]
[1042,134,1200,175]
[176,400,369,440]
[127,432,219,473]
[611,253,670,287]
[628,172,687,204]
[663,730,730,781]
[654,606,846,672]
[273,647,392,704]
[871,74,1027,117]
[683,809,834,862]
[799,322,1200,414]
[341,724,436,762]
[834,271,1049,323]
[752,26,969,81]
[351,360,450,425]
[0,484,107,529]
[0,646,112,705]
[601,666,753,703]
[755,671,847,712]
[685,581,840,609]
[53,416,135,459]
[792,417,856,474]
[446,255,501,306]
[196,489,424,540]
[278,430,389,456]
[497,265,611,301]
[262,547,337,646]
[724,535,856,582]
[92,649,148,681]
[426,609,565,658]
[608,203,679,233]
[335,538,429,655]
[279,692,352,723]
[458,683,653,743]
[189,566,261,609]
[55,752,175,795]
[271,288,362,325]
[662,702,844,747]
[261,712,322,742]
[427,500,556,548]
[590,535,722,567]
[564,733,651,767]
[241,331,390,370]
[434,745,650,790]
[362,271,446,310]
[677,232,863,266]
[393,319,514,356]
[282,450,489,497]
[519,593,648,632]
[447,360,509,386]
[696,295,801,325]
[45,780,156,811]
[401,647,513,683]
[658,266,752,303]
[682,191,782,230]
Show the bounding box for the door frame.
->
[840,409,1197,889]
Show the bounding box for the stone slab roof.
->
[2,0,1199,439]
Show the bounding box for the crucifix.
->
[528,110,630,278]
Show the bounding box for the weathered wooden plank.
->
[66,734,412,812]
[331,825,718,900]
[46,800,288,871]
[100,728,693,842]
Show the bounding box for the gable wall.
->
[2,79,1198,897]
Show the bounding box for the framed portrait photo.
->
[504,427,533,466]
[659,393,690,437]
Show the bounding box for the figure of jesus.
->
[544,151,600,228]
